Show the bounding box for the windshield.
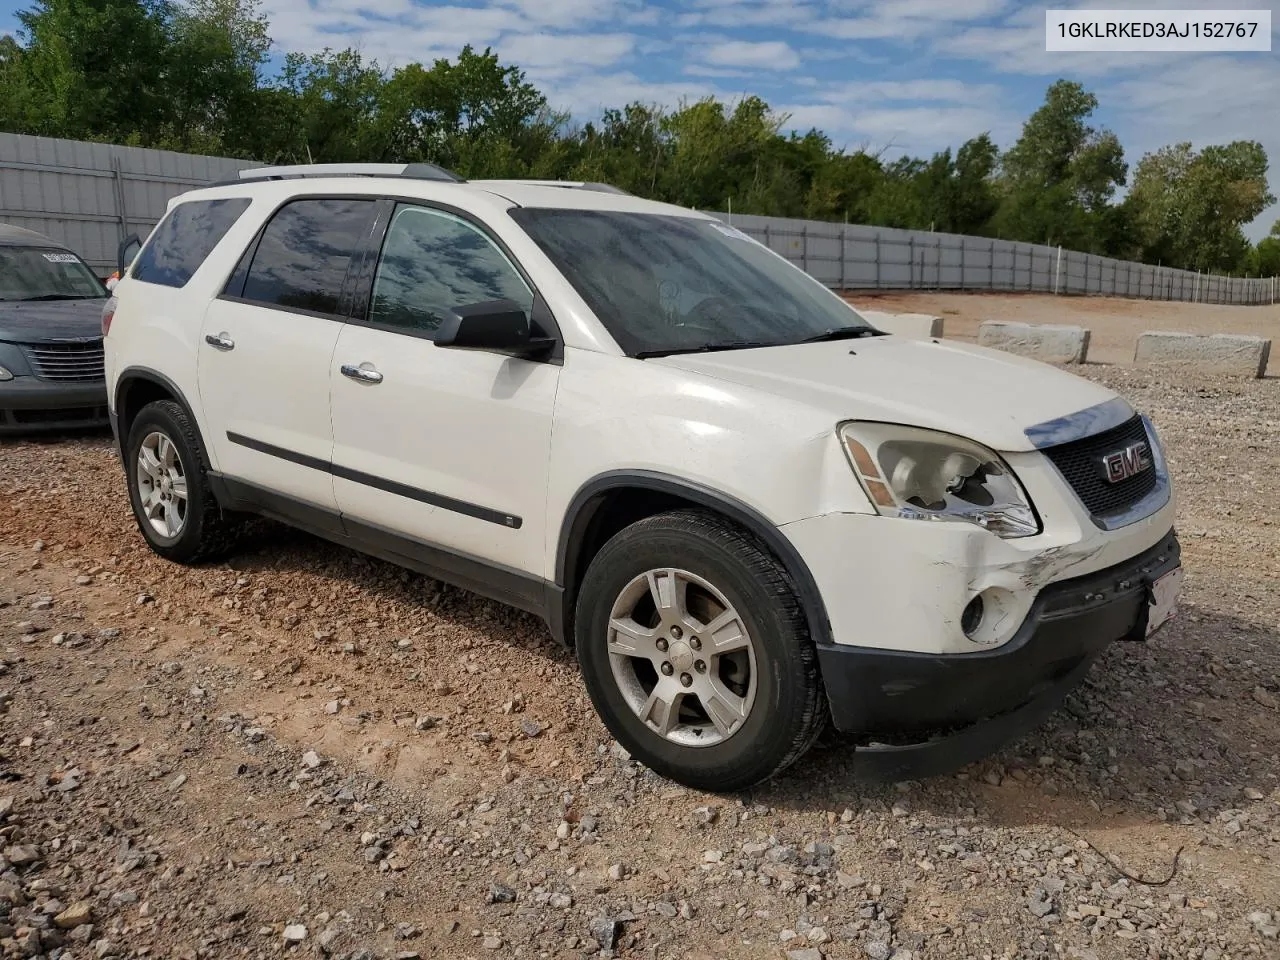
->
[509,209,874,356]
[0,246,107,301]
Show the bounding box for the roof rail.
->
[471,179,632,196]
[217,162,466,185]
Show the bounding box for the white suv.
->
[103,163,1182,791]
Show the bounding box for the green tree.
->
[995,80,1127,251]
[0,34,48,133]
[14,0,172,142]
[1246,219,1280,277]
[271,48,387,163]
[1128,140,1274,271]
[163,0,270,154]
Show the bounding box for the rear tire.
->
[575,509,825,792]
[124,399,239,564]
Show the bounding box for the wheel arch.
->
[554,470,833,649]
[114,367,208,460]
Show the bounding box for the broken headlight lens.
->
[839,422,1040,538]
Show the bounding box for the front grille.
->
[22,340,105,382]
[1041,414,1158,519]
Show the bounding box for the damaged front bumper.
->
[817,528,1181,780]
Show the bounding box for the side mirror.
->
[434,299,555,359]
[117,233,141,274]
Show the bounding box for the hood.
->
[650,335,1124,453]
[0,298,109,344]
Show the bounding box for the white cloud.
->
[494,0,635,27]
[702,39,802,69]
[804,0,1013,41]
[818,78,1003,105]
[679,0,818,28]
[498,32,637,75]
[781,102,1011,154]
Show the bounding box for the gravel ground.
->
[1,365,1278,960]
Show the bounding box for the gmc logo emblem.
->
[1099,441,1152,484]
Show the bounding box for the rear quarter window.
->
[132,197,253,288]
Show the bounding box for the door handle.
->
[204,332,235,351]
[340,363,384,384]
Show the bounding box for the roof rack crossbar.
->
[222,162,465,185]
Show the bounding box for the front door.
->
[329,203,560,578]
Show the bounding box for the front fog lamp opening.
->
[841,423,1040,539]
[958,588,1018,647]
[961,594,984,638]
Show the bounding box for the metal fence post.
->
[988,241,995,290]
[935,238,942,290]
[839,226,847,291]
[960,239,966,290]
[908,236,914,287]
[1054,245,1063,295]
[801,225,809,274]
[111,156,129,244]
[873,234,881,288]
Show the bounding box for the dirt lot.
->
[845,292,1280,373]
[2,365,1279,960]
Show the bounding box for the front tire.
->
[575,510,825,792]
[124,399,239,564]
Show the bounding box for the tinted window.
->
[132,197,252,288]
[242,199,376,316]
[0,247,105,301]
[510,209,873,357]
[368,206,533,336]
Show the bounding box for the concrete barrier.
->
[1134,332,1271,378]
[977,320,1090,364]
[857,309,944,339]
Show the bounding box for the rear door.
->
[198,197,381,522]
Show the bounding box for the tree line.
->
[2,0,1278,276]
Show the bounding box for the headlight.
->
[839,422,1040,538]
[0,364,13,381]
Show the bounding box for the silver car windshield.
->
[510,209,875,357]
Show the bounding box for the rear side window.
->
[132,197,252,288]
[238,198,377,316]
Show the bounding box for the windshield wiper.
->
[15,294,98,302]
[797,326,884,344]
[635,340,774,359]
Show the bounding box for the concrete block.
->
[977,320,1090,364]
[1134,331,1271,378]
[858,309,944,339]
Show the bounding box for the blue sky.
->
[3,0,1278,238]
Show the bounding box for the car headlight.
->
[0,364,13,381]
[839,422,1040,538]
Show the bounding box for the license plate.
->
[1146,566,1183,637]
